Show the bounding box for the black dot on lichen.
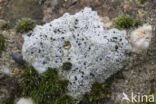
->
[62,62,72,71]
[74,76,77,80]
[61,37,65,40]
[115,45,118,50]
[83,62,86,65]
[99,58,102,61]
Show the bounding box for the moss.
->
[1,23,11,30]
[2,99,14,104]
[0,34,5,53]
[15,18,35,33]
[133,20,143,28]
[116,16,142,30]
[89,82,110,102]
[62,62,72,70]
[79,70,125,104]
[116,16,133,29]
[19,67,72,104]
[79,82,110,104]
[20,67,41,96]
[140,0,147,4]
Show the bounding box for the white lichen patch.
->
[16,98,34,104]
[130,24,152,53]
[22,8,131,98]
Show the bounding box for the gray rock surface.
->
[11,53,25,65]
[22,8,132,98]
[0,72,17,103]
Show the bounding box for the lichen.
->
[22,7,132,98]
[15,18,35,33]
[16,98,34,104]
[0,34,5,53]
[130,24,152,53]
[19,67,72,104]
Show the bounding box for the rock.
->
[0,72,17,103]
[99,16,113,29]
[3,66,11,74]
[11,53,25,65]
[22,8,131,99]
[37,0,47,5]
[0,19,6,28]
[42,0,58,22]
[16,98,34,104]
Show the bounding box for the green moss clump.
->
[116,16,142,30]
[2,99,14,104]
[116,16,133,29]
[79,82,110,104]
[1,23,11,30]
[89,82,110,102]
[79,71,125,104]
[20,67,41,96]
[140,0,147,4]
[133,19,142,27]
[62,62,72,70]
[19,67,72,104]
[0,34,5,53]
[15,18,35,33]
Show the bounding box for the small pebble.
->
[11,53,25,65]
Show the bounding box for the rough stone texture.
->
[0,19,6,28]
[0,72,18,104]
[0,31,23,74]
[1,0,43,25]
[22,8,131,98]
[42,0,123,23]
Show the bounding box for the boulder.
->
[22,8,131,98]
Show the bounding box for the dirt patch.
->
[1,0,43,25]
[0,30,23,74]
[42,0,124,23]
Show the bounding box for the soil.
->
[0,0,43,26]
